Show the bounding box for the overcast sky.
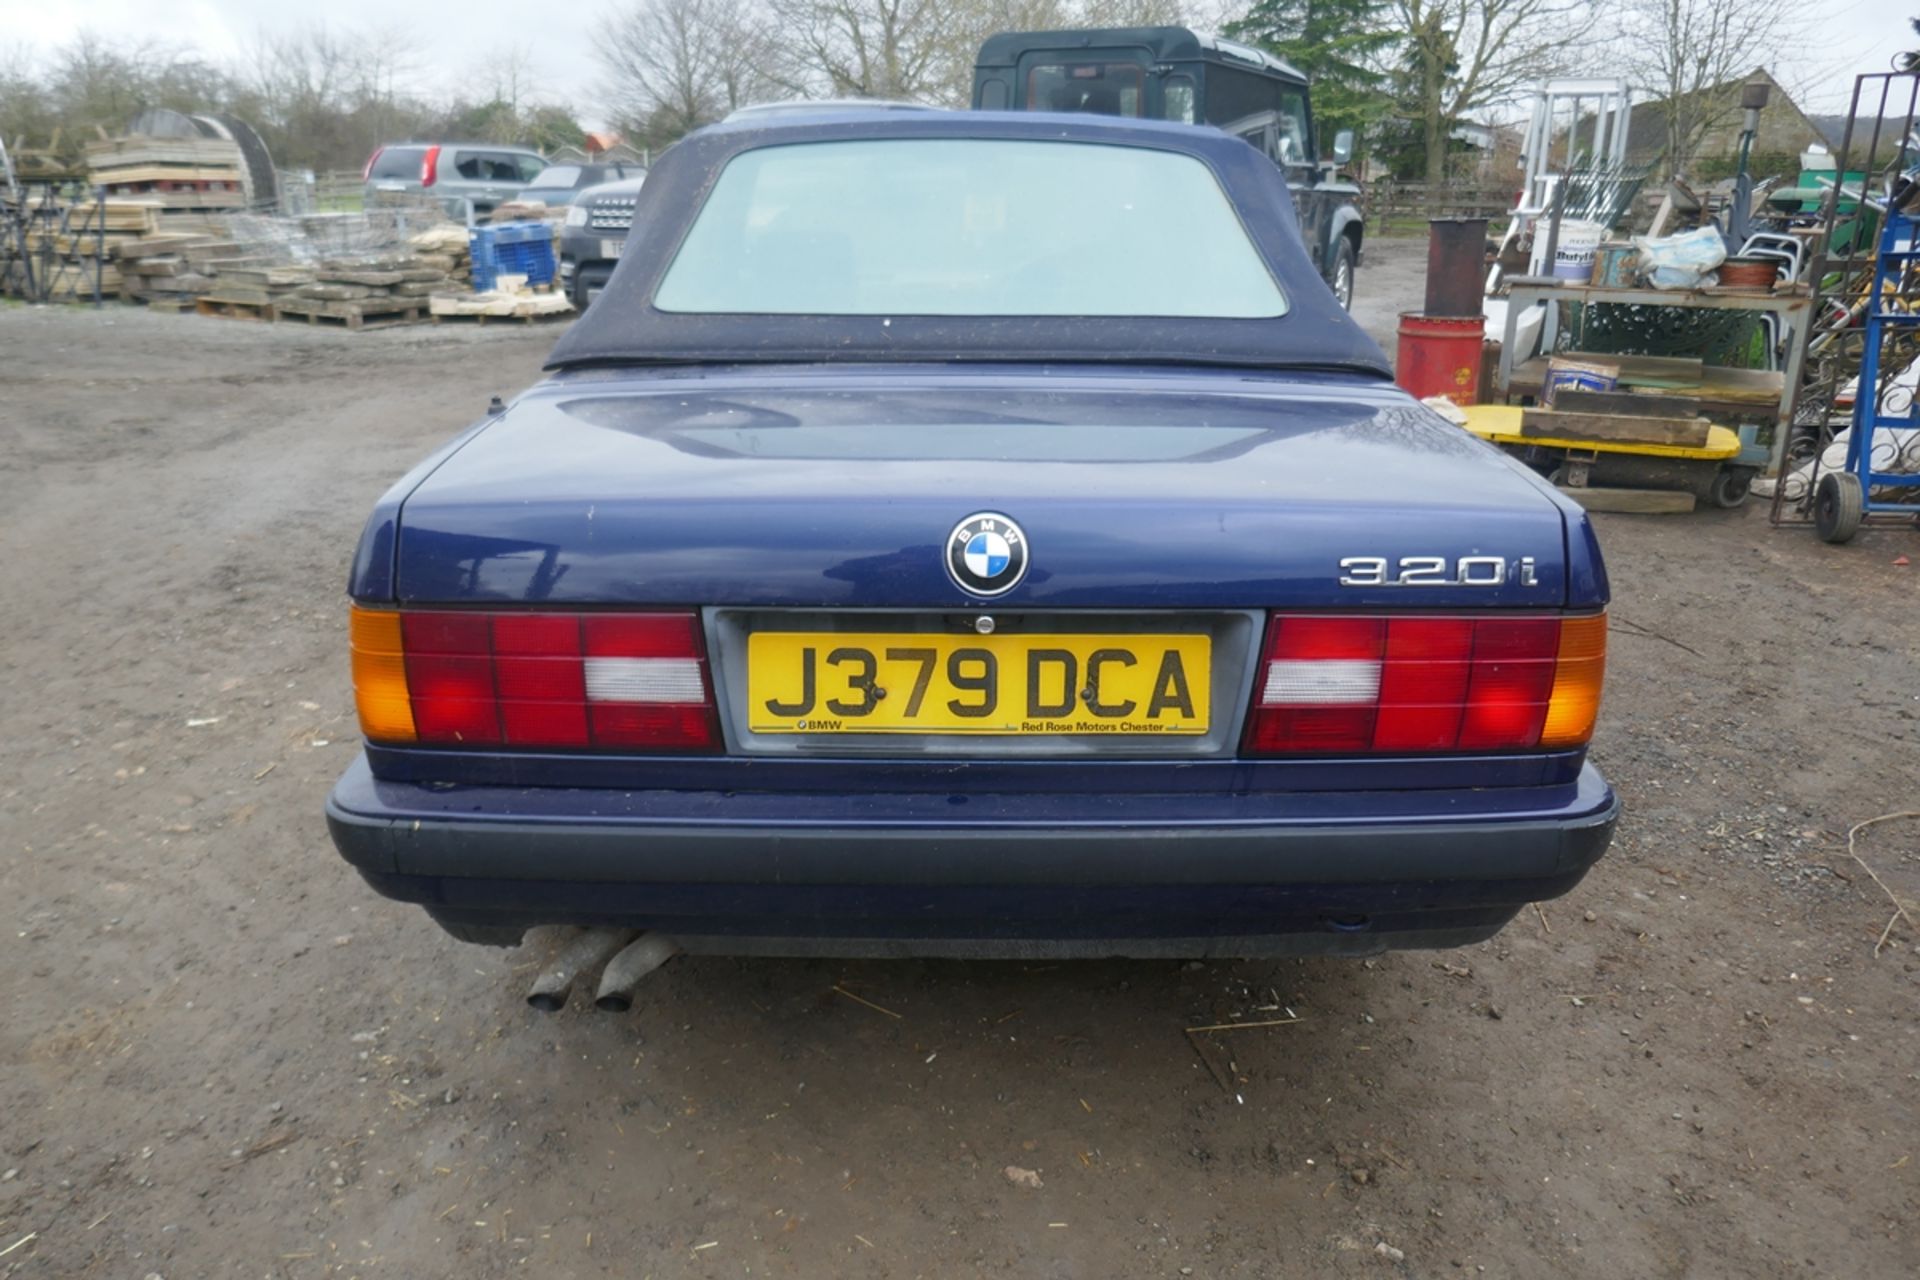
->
[9,0,1913,124]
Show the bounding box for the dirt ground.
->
[2,243,1917,1280]
[1350,236,1428,353]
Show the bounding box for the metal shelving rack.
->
[1493,279,1814,474]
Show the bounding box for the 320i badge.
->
[1338,554,1541,587]
[326,107,1618,959]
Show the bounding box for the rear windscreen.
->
[653,139,1287,319]
[369,147,424,180]
[1026,62,1146,116]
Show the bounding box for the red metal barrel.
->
[1395,313,1484,406]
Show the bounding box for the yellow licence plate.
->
[747,631,1210,736]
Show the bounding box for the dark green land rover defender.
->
[972,26,1365,309]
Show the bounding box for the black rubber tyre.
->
[1330,237,1356,311]
[432,919,528,948]
[1813,471,1865,543]
[1709,467,1754,509]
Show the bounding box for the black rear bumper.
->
[326,755,1617,957]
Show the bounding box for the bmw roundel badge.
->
[945,512,1029,597]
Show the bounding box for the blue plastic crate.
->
[470,221,557,292]
[480,220,549,246]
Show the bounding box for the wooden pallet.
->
[65,200,164,235]
[427,292,574,325]
[429,308,571,325]
[272,298,425,330]
[195,297,275,322]
[107,190,246,210]
[87,165,246,185]
[86,137,242,166]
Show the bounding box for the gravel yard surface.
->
[2,273,1916,1278]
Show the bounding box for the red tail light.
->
[1244,613,1605,756]
[362,147,384,182]
[352,607,718,752]
[420,144,441,187]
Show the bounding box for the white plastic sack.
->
[1633,227,1727,290]
[1838,354,1920,413]
[1753,424,1920,503]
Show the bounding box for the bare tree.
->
[766,0,965,101]
[473,43,542,116]
[1391,0,1596,189]
[767,0,1195,107]
[0,43,55,150]
[44,30,237,135]
[937,0,1074,102]
[233,23,449,168]
[598,0,774,143]
[240,26,369,166]
[1080,0,1189,26]
[346,25,428,156]
[1618,0,1805,180]
[3,25,568,173]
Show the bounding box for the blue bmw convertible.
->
[326,108,1617,959]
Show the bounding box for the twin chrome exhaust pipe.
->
[524,928,679,1013]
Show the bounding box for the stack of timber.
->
[26,250,126,303]
[273,255,442,329]
[86,135,248,211]
[1520,391,1714,448]
[1523,390,1718,514]
[67,198,162,237]
[15,199,161,303]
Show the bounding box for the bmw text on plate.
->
[325,106,1618,959]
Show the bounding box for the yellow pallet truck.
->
[1460,404,1754,509]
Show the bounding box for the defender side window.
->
[1162,75,1196,125]
[1277,92,1312,167]
[1235,121,1274,161]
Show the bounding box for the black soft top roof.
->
[546,110,1389,378]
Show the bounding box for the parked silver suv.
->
[363,143,546,219]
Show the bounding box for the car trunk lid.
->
[390,368,1572,610]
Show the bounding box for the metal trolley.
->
[1815,204,1920,541]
